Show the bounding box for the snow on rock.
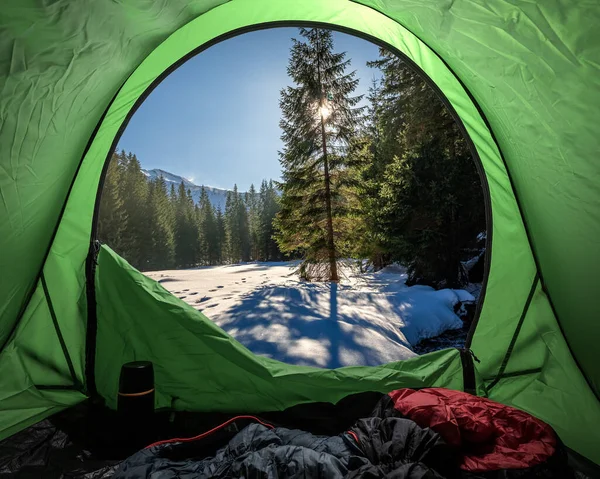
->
[145,262,473,369]
[351,266,471,346]
[452,288,476,303]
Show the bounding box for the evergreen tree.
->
[194,202,203,264]
[225,185,251,263]
[346,80,389,270]
[98,152,127,254]
[224,190,235,263]
[259,180,282,261]
[246,184,261,260]
[119,151,150,269]
[198,187,220,265]
[275,28,364,280]
[237,187,252,262]
[215,207,227,264]
[146,176,175,270]
[174,181,199,267]
[365,50,485,287]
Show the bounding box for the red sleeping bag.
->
[388,388,557,472]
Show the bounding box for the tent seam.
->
[34,384,80,391]
[40,272,82,392]
[487,274,540,391]
[483,367,542,382]
[84,240,101,397]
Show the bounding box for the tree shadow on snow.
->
[210,282,417,369]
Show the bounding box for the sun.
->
[318,103,332,120]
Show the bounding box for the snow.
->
[144,262,473,369]
[452,288,476,303]
[464,282,483,301]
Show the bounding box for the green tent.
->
[1,0,599,467]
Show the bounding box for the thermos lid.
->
[118,361,154,395]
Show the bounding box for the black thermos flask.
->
[118,361,155,447]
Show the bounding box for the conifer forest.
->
[99,28,485,288]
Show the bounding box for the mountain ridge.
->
[141,168,240,211]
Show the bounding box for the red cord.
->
[145,415,275,449]
[347,430,360,444]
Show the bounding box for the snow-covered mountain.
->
[141,168,234,211]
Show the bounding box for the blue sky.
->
[119,28,381,191]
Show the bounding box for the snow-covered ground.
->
[144,262,474,369]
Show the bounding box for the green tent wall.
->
[0,0,598,465]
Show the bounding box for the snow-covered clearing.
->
[144,262,474,369]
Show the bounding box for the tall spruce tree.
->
[275,28,364,281]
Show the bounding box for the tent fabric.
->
[95,245,468,412]
[0,0,598,467]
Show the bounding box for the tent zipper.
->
[84,239,102,397]
[459,348,479,396]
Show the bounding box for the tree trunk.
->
[321,114,338,282]
[316,30,338,282]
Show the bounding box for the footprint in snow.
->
[205,304,218,308]
[217,286,224,289]
[195,296,210,303]
[178,296,186,300]
[209,289,217,292]
[183,289,189,292]
[189,292,198,295]
[223,296,233,300]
